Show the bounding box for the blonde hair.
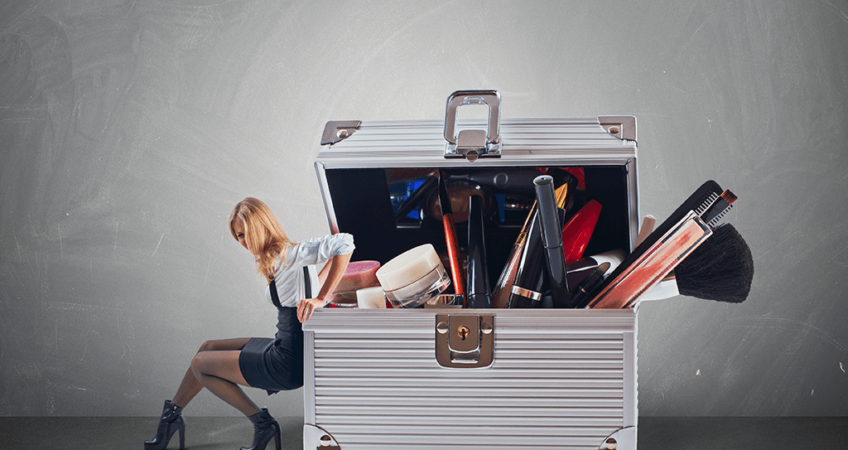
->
[229,197,295,281]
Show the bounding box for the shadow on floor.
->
[0,416,845,449]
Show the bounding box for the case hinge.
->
[435,314,494,369]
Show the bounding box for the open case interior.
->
[323,165,632,291]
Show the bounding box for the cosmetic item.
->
[491,168,579,308]
[491,170,578,307]
[572,262,611,308]
[587,182,737,309]
[561,199,603,263]
[356,286,387,309]
[393,175,438,222]
[424,294,464,308]
[507,171,579,308]
[328,260,382,307]
[466,194,491,308]
[334,260,381,292]
[533,175,574,308]
[634,215,657,247]
[506,211,547,308]
[467,168,545,195]
[377,244,452,308]
[638,223,753,304]
[490,202,535,308]
[438,170,465,302]
[562,249,624,287]
[425,179,496,223]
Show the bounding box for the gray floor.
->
[0,416,846,449]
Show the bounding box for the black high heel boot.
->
[144,400,185,450]
[240,408,281,450]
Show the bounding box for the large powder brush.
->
[673,223,754,303]
[639,223,754,304]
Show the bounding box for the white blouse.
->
[264,233,355,308]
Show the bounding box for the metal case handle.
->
[444,90,502,161]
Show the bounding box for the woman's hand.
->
[297,297,327,323]
[299,251,352,323]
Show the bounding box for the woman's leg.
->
[172,338,250,408]
[189,349,261,416]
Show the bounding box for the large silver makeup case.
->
[303,91,640,450]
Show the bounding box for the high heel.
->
[240,408,281,450]
[144,400,185,450]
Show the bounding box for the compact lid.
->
[376,243,443,291]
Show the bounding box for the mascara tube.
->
[507,171,578,308]
[492,168,578,308]
[534,175,574,308]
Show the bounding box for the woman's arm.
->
[317,260,332,286]
[297,251,352,323]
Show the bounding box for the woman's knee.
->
[198,339,227,353]
[197,338,247,353]
[190,352,205,376]
[198,340,214,353]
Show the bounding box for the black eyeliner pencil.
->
[466,194,491,308]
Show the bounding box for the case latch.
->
[443,90,502,161]
[435,314,494,369]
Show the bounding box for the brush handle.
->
[586,180,723,304]
[439,171,465,300]
[587,212,712,309]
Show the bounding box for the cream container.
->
[376,244,452,308]
[356,286,387,309]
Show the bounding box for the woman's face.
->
[232,220,249,251]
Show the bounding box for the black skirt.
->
[238,307,304,395]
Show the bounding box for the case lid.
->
[313,108,639,293]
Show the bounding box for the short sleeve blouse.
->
[263,233,355,307]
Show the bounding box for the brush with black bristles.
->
[638,222,754,304]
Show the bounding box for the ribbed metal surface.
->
[315,118,636,169]
[304,309,637,450]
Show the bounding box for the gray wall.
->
[1,0,846,418]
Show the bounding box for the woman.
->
[144,197,354,450]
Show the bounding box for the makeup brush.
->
[438,170,465,302]
[587,181,738,309]
[641,223,754,303]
